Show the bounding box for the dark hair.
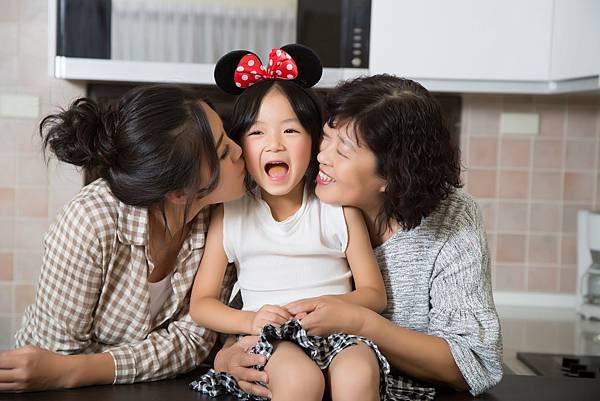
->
[40,84,220,209]
[326,74,462,231]
[227,79,323,191]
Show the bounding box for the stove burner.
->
[561,358,596,378]
[561,357,579,369]
[517,353,600,379]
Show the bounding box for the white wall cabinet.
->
[369,0,600,93]
[551,0,600,81]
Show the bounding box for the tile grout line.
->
[526,119,534,290]
[493,98,501,286]
[552,100,562,292]
[558,101,569,292]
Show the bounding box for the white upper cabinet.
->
[370,0,553,81]
[369,0,600,93]
[550,0,600,81]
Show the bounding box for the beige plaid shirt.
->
[16,179,235,384]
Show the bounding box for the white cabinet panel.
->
[370,0,554,81]
[551,0,600,81]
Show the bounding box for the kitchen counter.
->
[2,368,599,401]
[498,306,600,375]
[4,306,599,400]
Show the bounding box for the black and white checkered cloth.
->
[190,320,435,401]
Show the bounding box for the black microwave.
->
[56,0,371,69]
[296,0,371,68]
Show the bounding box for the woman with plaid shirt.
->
[0,85,247,391]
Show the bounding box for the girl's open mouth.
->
[265,161,289,180]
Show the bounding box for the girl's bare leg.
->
[264,341,325,401]
[327,343,380,401]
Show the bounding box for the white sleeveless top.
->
[223,186,353,312]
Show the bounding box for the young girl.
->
[189,45,399,401]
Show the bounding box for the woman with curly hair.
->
[217,74,502,397]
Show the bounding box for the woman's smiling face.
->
[315,120,386,209]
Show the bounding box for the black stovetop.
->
[517,352,600,379]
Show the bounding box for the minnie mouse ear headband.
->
[214,44,322,95]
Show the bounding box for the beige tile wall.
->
[462,94,600,295]
[0,0,84,350]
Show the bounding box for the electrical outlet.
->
[500,112,539,135]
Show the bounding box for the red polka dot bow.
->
[233,48,298,89]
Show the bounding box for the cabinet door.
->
[369,0,553,81]
[551,0,600,81]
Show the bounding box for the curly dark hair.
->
[326,74,462,231]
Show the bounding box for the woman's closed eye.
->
[336,139,356,159]
[283,128,301,134]
[247,130,263,136]
[336,147,349,159]
[220,145,230,160]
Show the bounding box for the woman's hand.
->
[248,304,293,335]
[214,336,271,399]
[285,296,368,337]
[0,346,70,392]
[0,346,115,392]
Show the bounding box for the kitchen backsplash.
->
[461,94,600,294]
[0,0,85,350]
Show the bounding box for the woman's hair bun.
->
[40,97,118,172]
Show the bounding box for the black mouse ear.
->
[214,50,259,95]
[281,44,322,88]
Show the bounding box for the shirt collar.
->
[186,208,208,250]
[116,201,148,246]
[116,200,207,250]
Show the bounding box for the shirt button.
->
[173,272,182,281]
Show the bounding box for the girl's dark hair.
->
[40,84,220,209]
[326,74,462,231]
[227,79,323,191]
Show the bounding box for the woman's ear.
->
[379,180,387,193]
[165,190,188,205]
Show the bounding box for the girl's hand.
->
[285,296,367,337]
[0,346,70,392]
[249,305,293,334]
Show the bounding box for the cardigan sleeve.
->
[427,202,503,395]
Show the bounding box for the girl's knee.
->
[328,344,380,401]
[266,342,325,400]
[270,363,324,401]
[289,362,325,394]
